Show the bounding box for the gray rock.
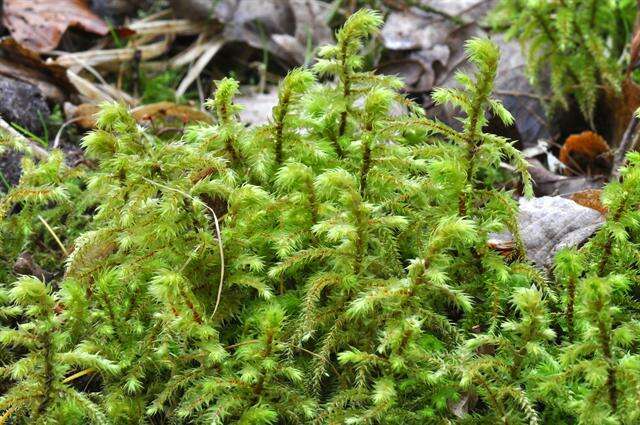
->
[0,75,50,186]
[0,75,50,135]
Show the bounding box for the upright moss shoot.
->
[1,8,640,425]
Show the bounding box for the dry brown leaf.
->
[569,189,607,215]
[67,103,101,129]
[70,102,212,128]
[0,58,65,102]
[0,37,73,93]
[3,0,109,52]
[131,102,212,124]
[486,237,516,258]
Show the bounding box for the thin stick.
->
[141,177,225,318]
[296,346,341,378]
[612,113,640,180]
[222,339,341,377]
[38,215,69,256]
[225,339,260,351]
[53,117,84,149]
[0,406,16,425]
[62,368,94,384]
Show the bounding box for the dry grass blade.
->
[140,177,225,320]
[66,69,113,103]
[62,368,95,383]
[38,215,69,256]
[127,20,207,37]
[0,406,17,425]
[170,34,209,68]
[176,37,225,98]
[52,39,170,68]
[97,83,138,105]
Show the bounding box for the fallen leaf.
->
[528,158,604,197]
[378,1,496,94]
[379,11,455,92]
[274,0,333,64]
[491,196,604,269]
[487,237,516,258]
[420,0,496,20]
[569,189,607,215]
[66,103,101,129]
[174,0,332,65]
[3,0,109,52]
[559,131,612,176]
[131,102,213,124]
[0,37,74,98]
[69,102,213,129]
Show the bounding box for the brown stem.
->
[334,39,351,157]
[359,138,372,198]
[219,102,240,162]
[274,91,291,166]
[252,332,274,398]
[566,275,576,342]
[611,113,640,180]
[37,330,53,414]
[597,317,618,412]
[477,375,510,425]
[597,203,625,276]
[531,10,581,86]
[306,178,319,225]
[331,131,345,158]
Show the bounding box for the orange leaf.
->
[569,189,607,215]
[131,102,213,124]
[559,131,611,175]
[3,0,109,52]
[70,102,213,129]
